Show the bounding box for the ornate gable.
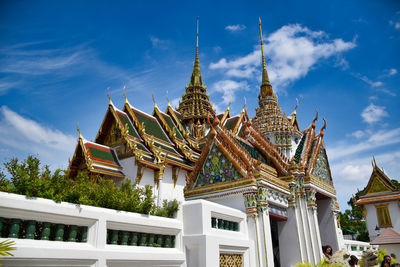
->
[194,144,242,187]
[362,163,397,195]
[311,146,332,184]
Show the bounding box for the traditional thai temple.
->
[356,158,400,256]
[69,18,342,267]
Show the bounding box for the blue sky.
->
[0,0,399,210]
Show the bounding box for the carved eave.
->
[70,133,125,179]
[93,102,152,164]
[166,104,201,152]
[242,124,290,176]
[153,105,199,162]
[123,102,193,171]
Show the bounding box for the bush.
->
[0,156,178,218]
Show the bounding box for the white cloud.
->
[337,164,371,182]
[352,73,383,88]
[210,24,356,92]
[328,127,400,161]
[225,24,246,32]
[361,103,389,124]
[149,36,169,49]
[389,19,400,30]
[0,106,75,169]
[212,80,249,105]
[389,68,398,76]
[350,130,365,138]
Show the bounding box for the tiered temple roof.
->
[69,18,337,202]
[177,17,211,127]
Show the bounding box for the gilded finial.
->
[227,95,232,110]
[259,18,270,86]
[77,123,81,138]
[166,90,171,106]
[372,156,377,168]
[319,118,326,136]
[107,87,112,105]
[293,98,299,115]
[243,97,247,110]
[123,85,127,103]
[152,93,158,108]
[312,110,318,128]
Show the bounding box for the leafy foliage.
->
[339,194,369,242]
[0,239,16,257]
[0,156,179,218]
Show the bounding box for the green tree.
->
[339,194,369,242]
[0,156,179,218]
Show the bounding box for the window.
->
[376,205,392,228]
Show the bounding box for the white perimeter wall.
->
[0,192,184,267]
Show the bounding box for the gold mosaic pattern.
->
[220,254,243,267]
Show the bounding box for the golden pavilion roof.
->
[177,17,211,122]
[252,19,300,137]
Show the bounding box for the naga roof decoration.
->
[356,159,400,206]
[70,132,124,179]
[177,17,211,123]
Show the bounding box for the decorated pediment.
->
[367,175,392,194]
[194,144,242,187]
[312,147,332,184]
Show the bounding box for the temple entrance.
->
[316,193,339,251]
[270,219,281,267]
[219,254,243,267]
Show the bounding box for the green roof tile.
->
[117,112,140,138]
[237,139,267,164]
[88,147,118,163]
[162,113,184,140]
[225,117,239,131]
[133,110,171,143]
[294,133,307,164]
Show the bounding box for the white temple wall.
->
[158,165,186,203]
[119,157,137,181]
[207,194,246,212]
[182,200,253,267]
[278,206,303,267]
[317,198,339,251]
[364,201,400,241]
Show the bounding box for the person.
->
[349,255,359,267]
[381,255,391,267]
[322,245,332,260]
[381,255,392,267]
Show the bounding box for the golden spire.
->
[259,18,270,86]
[189,16,203,87]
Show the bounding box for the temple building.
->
[69,18,342,267]
[356,159,400,256]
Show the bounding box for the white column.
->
[313,209,324,261]
[260,211,274,267]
